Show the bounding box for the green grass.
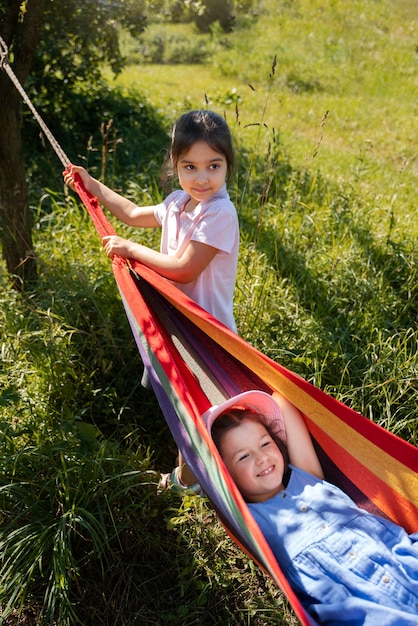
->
[1,0,417,623]
[108,0,417,213]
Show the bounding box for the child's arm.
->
[63,166,159,228]
[272,392,324,479]
[102,236,218,284]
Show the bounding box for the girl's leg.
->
[177,450,198,487]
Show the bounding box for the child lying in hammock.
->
[203,390,418,626]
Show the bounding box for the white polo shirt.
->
[154,185,239,332]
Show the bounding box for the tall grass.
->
[1,0,417,623]
[0,198,298,625]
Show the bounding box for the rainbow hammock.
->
[74,176,418,626]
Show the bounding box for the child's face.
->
[218,418,286,503]
[177,140,227,209]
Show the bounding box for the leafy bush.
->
[193,0,235,33]
[22,83,169,195]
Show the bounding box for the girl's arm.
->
[63,165,159,228]
[272,392,324,479]
[102,236,218,284]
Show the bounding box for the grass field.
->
[105,0,417,227]
[1,0,417,623]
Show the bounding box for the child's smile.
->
[219,418,286,503]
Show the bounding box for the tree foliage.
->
[148,0,236,31]
[30,0,147,92]
[0,0,147,287]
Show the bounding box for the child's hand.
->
[62,165,91,192]
[102,235,133,259]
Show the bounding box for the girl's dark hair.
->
[211,408,290,485]
[161,110,235,188]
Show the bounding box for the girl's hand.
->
[62,165,92,192]
[102,235,133,259]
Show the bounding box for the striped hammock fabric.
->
[73,175,418,626]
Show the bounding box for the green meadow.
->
[0,0,417,623]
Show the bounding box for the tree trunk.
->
[0,79,35,287]
[0,0,45,288]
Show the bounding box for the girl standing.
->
[64,110,239,491]
[64,110,239,332]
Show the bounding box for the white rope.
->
[0,34,71,168]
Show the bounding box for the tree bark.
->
[0,81,33,286]
[0,0,45,288]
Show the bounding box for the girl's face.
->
[218,418,286,503]
[177,140,228,210]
